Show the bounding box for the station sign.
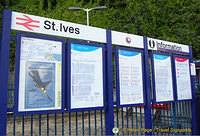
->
[11,11,106,43]
[148,37,189,54]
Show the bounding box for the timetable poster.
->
[175,57,192,100]
[18,37,62,112]
[153,54,174,102]
[70,44,104,109]
[118,50,144,105]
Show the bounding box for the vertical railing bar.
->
[185,102,189,135]
[182,102,186,133]
[76,112,78,136]
[69,112,71,136]
[163,106,166,136]
[126,107,129,136]
[31,115,33,136]
[88,111,91,136]
[104,110,106,135]
[179,102,182,135]
[8,72,10,104]
[39,114,41,136]
[62,112,64,136]
[176,102,179,134]
[100,110,103,136]
[116,108,119,136]
[121,108,124,136]
[155,105,158,136]
[152,105,155,136]
[159,105,162,136]
[188,102,192,135]
[22,115,24,136]
[82,111,85,136]
[140,106,142,133]
[135,107,138,136]
[9,72,10,104]
[94,110,97,136]
[131,107,133,136]
[170,103,172,130]
[47,114,49,136]
[13,114,15,136]
[55,113,57,136]
[166,104,169,135]
[117,108,119,128]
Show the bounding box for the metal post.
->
[105,29,114,135]
[143,36,153,135]
[0,9,12,136]
[86,9,89,26]
[189,46,199,135]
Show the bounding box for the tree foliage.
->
[0,0,200,70]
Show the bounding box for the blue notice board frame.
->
[173,55,193,102]
[115,46,146,107]
[150,52,175,104]
[67,40,106,112]
[14,32,65,115]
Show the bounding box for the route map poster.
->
[70,44,104,110]
[175,57,192,100]
[17,36,62,112]
[118,50,144,106]
[153,54,174,102]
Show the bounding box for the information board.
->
[115,48,145,107]
[67,41,105,111]
[14,33,65,115]
[175,57,192,100]
[152,54,174,103]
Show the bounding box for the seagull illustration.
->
[28,70,53,102]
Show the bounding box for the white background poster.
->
[18,37,62,112]
[175,57,192,100]
[190,63,196,76]
[118,50,144,105]
[153,54,174,102]
[70,44,104,109]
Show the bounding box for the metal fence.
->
[7,72,193,135]
[7,72,146,135]
[151,102,192,136]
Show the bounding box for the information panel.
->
[175,57,192,100]
[15,33,64,115]
[152,54,174,103]
[68,41,105,111]
[116,48,144,107]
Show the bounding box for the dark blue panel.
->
[105,29,114,135]
[189,46,199,135]
[0,9,12,136]
[143,36,152,135]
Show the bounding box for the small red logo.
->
[126,37,131,44]
[16,15,40,31]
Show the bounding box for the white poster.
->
[190,63,196,76]
[70,44,104,109]
[18,37,62,112]
[153,54,174,102]
[118,50,144,105]
[175,57,192,100]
